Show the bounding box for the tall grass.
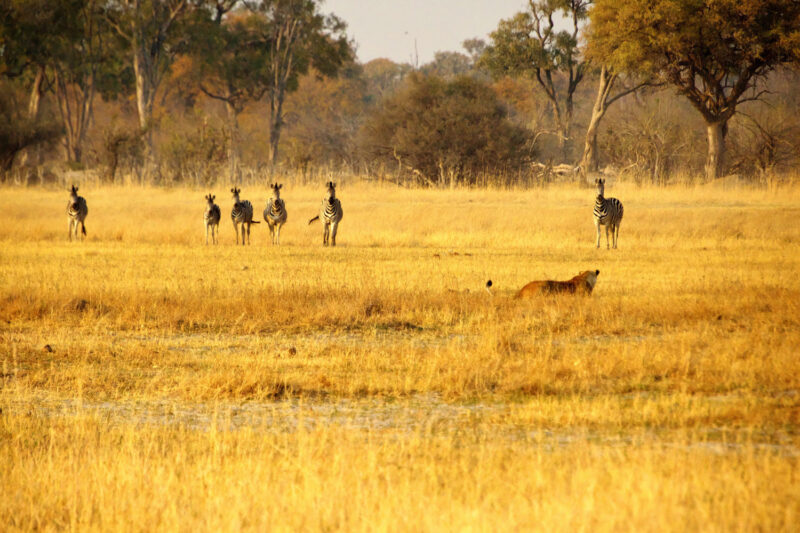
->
[1,181,798,531]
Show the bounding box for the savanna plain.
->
[1,180,799,532]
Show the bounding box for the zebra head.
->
[595,178,605,198]
[231,187,241,203]
[270,183,282,200]
[205,193,216,204]
[70,184,79,198]
[325,181,336,202]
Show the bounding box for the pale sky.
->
[323,0,529,65]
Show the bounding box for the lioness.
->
[515,269,599,298]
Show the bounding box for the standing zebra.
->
[263,183,287,245]
[593,178,624,249]
[66,184,88,241]
[231,187,259,245]
[204,193,221,245]
[308,181,343,246]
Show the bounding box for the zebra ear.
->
[212,195,216,201]
[596,269,600,275]
[278,184,283,189]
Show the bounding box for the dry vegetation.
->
[1,179,799,531]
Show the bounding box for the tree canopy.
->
[589,0,800,179]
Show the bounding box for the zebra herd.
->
[68,178,623,248]
[200,181,343,247]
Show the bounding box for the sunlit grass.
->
[1,180,799,531]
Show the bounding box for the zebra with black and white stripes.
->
[231,187,259,245]
[263,183,287,245]
[308,181,343,246]
[593,178,624,249]
[204,193,221,245]
[66,184,88,241]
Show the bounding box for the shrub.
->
[358,74,534,186]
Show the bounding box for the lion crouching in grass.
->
[517,269,600,298]
[485,270,600,298]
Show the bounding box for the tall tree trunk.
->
[580,67,616,176]
[705,120,727,181]
[267,90,285,172]
[18,64,47,169]
[54,69,95,164]
[132,43,156,175]
[27,65,45,119]
[225,100,240,184]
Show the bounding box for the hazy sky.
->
[323,0,528,65]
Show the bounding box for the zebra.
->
[263,183,287,245]
[204,193,221,245]
[66,184,88,241]
[593,178,624,249]
[308,181,343,246]
[231,187,259,245]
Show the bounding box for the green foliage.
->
[481,0,588,79]
[358,74,534,186]
[589,0,800,179]
[182,7,271,111]
[589,0,800,123]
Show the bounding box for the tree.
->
[105,0,191,172]
[589,0,800,180]
[359,74,533,187]
[481,0,591,158]
[361,58,412,101]
[183,2,270,181]
[420,51,472,79]
[244,0,353,170]
[578,66,655,175]
[281,66,368,169]
[51,0,123,163]
[0,82,61,174]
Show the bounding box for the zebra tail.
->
[81,224,87,236]
[250,220,261,224]
[308,215,320,225]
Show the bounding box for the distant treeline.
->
[2,0,799,186]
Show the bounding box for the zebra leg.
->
[205,223,209,245]
[241,223,246,246]
[330,222,338,247]
[605,225,611,249]
[275,224,281,245]
[269,223,275,245]
[69,220,73,241]
[323,223,329,246]
[595,221,601,248]
[213,224,218,245]
[613,222,621,249]
[234,222,239,245]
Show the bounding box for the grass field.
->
[1,180,799,531]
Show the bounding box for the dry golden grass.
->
[1,180,799,531]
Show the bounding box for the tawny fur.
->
[515,270,600,298]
